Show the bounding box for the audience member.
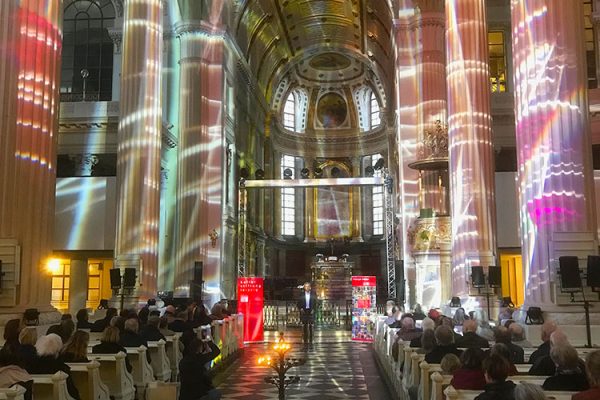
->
[61,330,90,363]
[452,308,468,326]
[452,348,486,390]
[91,326,132,373]
[410,317,435,347]
[425,325,462,363]
[0,347,32,399]
[529,330,572,376]
[509,323,532,348]
[456,320,490,349]
[188,302,213,327]
[573,350,600,400]
[29,334,80,399]
[439,316,462,343]
[416,329,436,356]
[1,319,23,355]
[513,382,547,400]
[140,315,166,342]
[75,309,93,330]
[119,318,148,348]
[385,306,401,326]
[179,337,221,400]
[91,307,118,332]
[158,317,176,337]
[17,327,38,370]
[542,344,589,392]
[395,316,421,341]
[529,321,557,364]
[494,326,525,364]
[441,353,461,374]
[474,354,516,400]
[210,300,231,320]
[169,311,191,332]
[477,319,496,342]
[110,315,126,332]
[412,304,426,321]
[138,299,157,326]
[490,343,518,376]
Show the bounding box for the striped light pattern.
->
[445,0,497,297]
[0,0,62,307]
[115,0,163,301]
[510,0,597,305]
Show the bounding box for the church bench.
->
[31,371,76,400]
[146,340,171,382]
[163,334,182,381]
[88,352,135,400]
[0,386,26,400]
[145,382,179,400]
[443,385,579,400]
[65,361,110,400]
[124,346,156,398]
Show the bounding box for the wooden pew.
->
[125,346,156,397]
[88,352,135,400]
[147,340,171,382]
[145,382,179,400]
[66,361,110,400]
[443,385,579,400]
[164,334,182,381]
[31,371,76,400]
[0,386,26,400]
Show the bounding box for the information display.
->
[237,277,264,343]
[351,276,377,342]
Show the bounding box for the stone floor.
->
[214,329,393,400]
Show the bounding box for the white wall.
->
[495,172,520,248]
[53,177,116,251]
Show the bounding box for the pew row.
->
[65,361,110,400]
[31,371,76,400]
[88,352,135,400]
[0,386,26,400]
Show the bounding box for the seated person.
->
[61,331,89,363]
[542,344,589,392]
[75,309,93,330]
[475,354,516,400]
[395,316,421,341]
[573,350,600,400]
[416,329,436,356]
[0,347,32,400]
[385,306,403,327]
[452,308,468,327]
[168,311,191,333]
[91,326,133,373]
[456,320,490,349]
[17,327,38,371]
[493,326,524,364]
[514,382,546,400]
[409,317,435,347]
[452,348,486,390]
[528,321,557,364]
[508,323,532,348]
[90,308,118,333]
[529,330,575,376]
[28,334,80,400]
[119,318,148,348]
[490,343,518,376]
[412,304,426,321]
[424,325,462,364]
[440,353,461,374]
[140,315,166,342]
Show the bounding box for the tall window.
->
[283,93,295,130]
[584,0,598,88]
[282,89,308,132]
[371,154,384,235]
[61,0,116,102]
[281,155,296,235]
[87,263,102,308]
[488,31,507,93]
[370,92,381,129]
[51,262,70,307]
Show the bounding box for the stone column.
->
[0,0,62,321]
[511,0,598,308]
[68,258,88,314]
[115,0,163,303]
[173,21,224,307]
[445,0,497,299]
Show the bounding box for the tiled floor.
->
[214,329,393,400]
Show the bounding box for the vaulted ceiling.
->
[234,0,394,111]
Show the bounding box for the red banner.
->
[352,275,376,342]
[352,276,377,287]
[237,277,264,343]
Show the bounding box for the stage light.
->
[313,167,323,178]
[374,158,385,170]
[240,168,249,179]
[300,168,310,178]
[283,168,293,179]
[255,169,265,180]
[46,258,61,274]
[331,167,340,178]
[525,307,544,325]
[365,166,374,177]
[449,297,461,307]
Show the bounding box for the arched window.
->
[281,155,296,236]
[355,86,381,131]
[61,0,116,102]
[283,93,295,130]
[370,92,381,129]
[282,89,308,132]
[371,154,384,235]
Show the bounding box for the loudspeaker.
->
[193,261,203,284]
[471,266,485,288]
[109,269,121,289]
[123,268,137,288]
[587,255,600,288]
[488,266,502,287]
[559,256,582,290]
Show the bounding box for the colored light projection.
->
[352,276,377,342]
[510,1,597,304]
[173,8,225,307]
[115,0,163,300]
[445,0,497,297]
[0,0,62,306]
[315,162,352,237]
[237,277,264,343]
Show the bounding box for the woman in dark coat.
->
[451,348,486,390]
[91,326,132,373]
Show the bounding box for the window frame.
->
[281,155,296,236]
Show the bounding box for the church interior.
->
[2,0,600,399]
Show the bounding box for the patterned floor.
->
[214,329,392,400]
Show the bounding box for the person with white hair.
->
[28,334,80,399]
[509,323,532,348]
[409,317,435,347]
[542,344,589,392]
[456,319,490,348]
[514,382,546,400]
[528,320,557,364]
[574,350,600,400]
[529,329,578,376]
[395,316,421,341]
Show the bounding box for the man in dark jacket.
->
[456,320,490,349]
[179,337,221,400]
[475,354,516,400]
[493,326,524,364]
[529,321,557,364]
[140,316,166,342]
[119,318,151,363]
[297,282,317,349]
[425,325,462,363]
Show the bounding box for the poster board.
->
[351,276,376,342]
[237,277,264,342]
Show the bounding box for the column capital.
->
[108,28,123,54]
[414,0,444,13]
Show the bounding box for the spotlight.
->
[331,167,340,178]
[374,158,385,171]
[300,168,310,178]
[255,169,265,180]
[525,307,544,325]
[313,167,323,178]
[283,168,293,179]
[240,168,249,179]
[449,297,461,308]
[365,166,375,177]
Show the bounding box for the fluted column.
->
[115,0,163,302]
[511,0,597,306]
[445,0,497,298]
[0,0,62,317]
[173,21,224,306]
